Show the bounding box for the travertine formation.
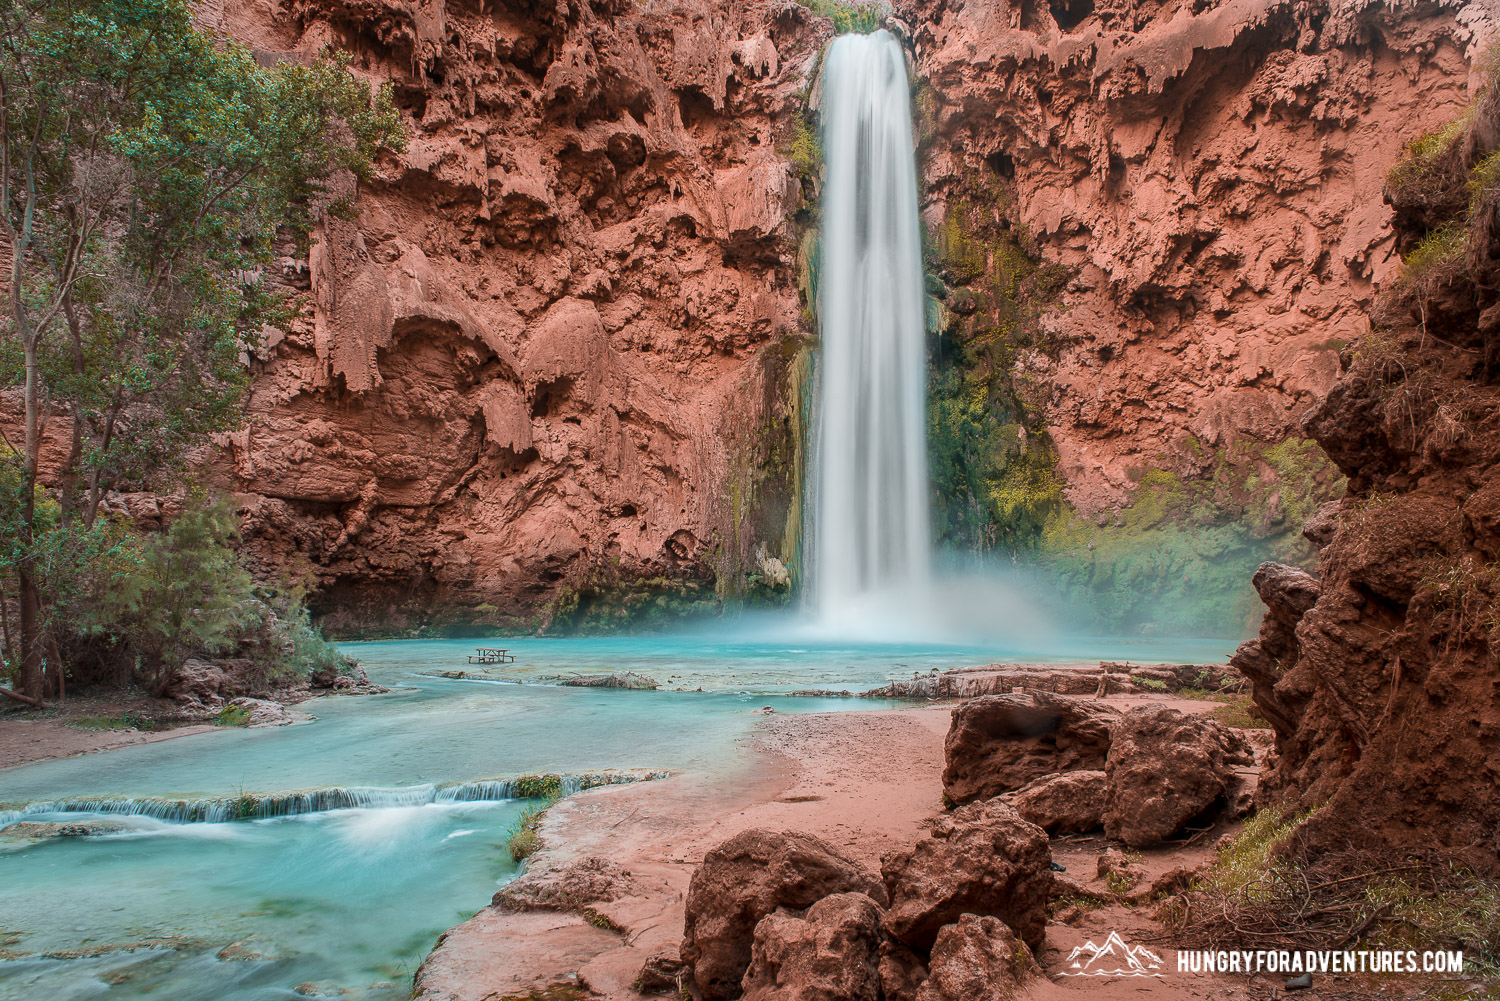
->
[192,0,825,631]
[896,0,1488,516]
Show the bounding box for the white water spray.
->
[812,30,932,634]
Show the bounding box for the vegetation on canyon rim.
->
[0,0,403,701]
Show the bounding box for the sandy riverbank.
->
[416,693,1267,1001]
[0,717,221,770]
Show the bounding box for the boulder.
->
[741,892,884,1001]
[1009,769,1106,834]
[162,658,230,703]
[877,940,928,1001]
[225,697,295,728]
[943,693,1118,805]
[916,914,1033,1001]
[681,829,887,1000]
[882,799,1051,953]
[1103,705,1255,847]
[493,855,635,912]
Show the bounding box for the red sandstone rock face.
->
[895,0,1489,517]
[192,0,826,629]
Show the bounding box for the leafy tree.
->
[0,0,404,701]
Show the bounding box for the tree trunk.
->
[17,565,42,701]
[17,317,44,702]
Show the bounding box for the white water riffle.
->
[812,30,933,636]
[0,769,669,830]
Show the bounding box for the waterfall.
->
[812,30,932,633]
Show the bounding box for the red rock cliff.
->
[899,0,1487,514]
[191,0,827,632]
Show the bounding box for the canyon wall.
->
[189,0,827,632]
[174,0,1491,634]
[901,0,1491,631]
[1231,66,1500,867]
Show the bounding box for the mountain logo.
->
[1057,930,1166,977]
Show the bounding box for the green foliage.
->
[796,0,881,33]
[1026,437,1342,635]
[926,196,1069,553]
[781,111,822,181]
[1362,866,1500,979]
[67,711,157,731]
[84,498,254,677]
[511,774,564,800]
[1193,807,1302,900]
[1206,695,1270,729]
[213,705,252,727]
[0,0,402,699]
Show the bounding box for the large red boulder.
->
[681,829,887,1000]
[915,914,1034,1001]
[1009,769,1106,834]
[741,892,884,1001]
[943,693,1118,805]
[881,799,1052,953]
[1103,705,1255,847]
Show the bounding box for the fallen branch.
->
[1,685,50,709]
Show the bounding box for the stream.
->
[0,634,1233,1000]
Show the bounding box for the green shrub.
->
[796,0,881,33]
[213,705,252,727]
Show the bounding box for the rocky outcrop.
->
[915,914,1032,1001]
[1228,61,1500,868]
[1009,769,1105,834]
[1102,705,1255,848]
[881,799,1052,953]
[741,892,885,1001]
[1229,562,1322,739]
[942,692,1118,805]
[552,671,658,689]
[195,0,829,631]
[851,662,1242,699]
[681,829,887,1000]
[223,697,298,728]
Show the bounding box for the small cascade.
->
[811,29,933,634]
[0,769,671,830]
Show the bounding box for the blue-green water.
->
[0,634,1234,1000]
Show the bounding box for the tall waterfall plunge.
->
[812,31,933,634]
